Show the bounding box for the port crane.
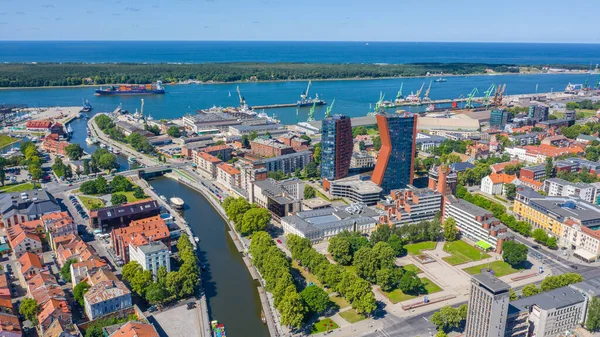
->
[368,92,385,116]
[465,87,479,109]
[423,81,433,102]
[493,84,506,106]
[483,84,496,108]
[307,101,316,122]
[415,83,425,102]
[397,83,404,100]
[236,86,247,108]
[324,99,335,118]
[301,81,312,101]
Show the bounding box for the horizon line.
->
[1,40,600,44]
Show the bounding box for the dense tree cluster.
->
[456,186,531,236]
[431,305,468,332]
[566,100,600,111]
[501,241,528,267]
[0,63,522,88]
[21,141,43,182]
[223,197,271,236]
[250,231,305,328]
[520,273,583,298]
[432,139,471,156]
[94,115,155,154]
[84,314,138,337]
[52,157,72,179]
[65,143,84,161]
[80,175,139,205]
[122,234,199,305]
[19,298,39,324]
[287,234,377,315]
[586,297,600,331]
[531,228,558,249]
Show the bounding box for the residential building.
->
[37,299,71,336]
[106,321,159,337]
[444,196,513,253]
[490,108,509,129]
[428,165,458,196]
[129,241,170,277]
[508,133,541,146]
[465,273,510,337]
[42,137,69,156]
[506,145,584,164]
[250,178,303,222]
[216,162,241,191]
[18,252,44,279]
[40,212,77,249]
[0,190,60,227]
[239,162,267,195]
[491,160,521,174]
[323,175,383,206]
[110,215,170,263]
[43,319,78,337]
[415,133,447,151]
[519,164,547,181]
[56,235,101,267]
[70,258,109,286]
[250,138,294,157]
[528,103,550,122]
[518,177,544,192]
[576,134,600,144]
[89,200,161,230]
[569,279,600,323]
[350,152,375,170]
[449,161,476,172]
[554,158,600,176]
[506,287,585,337]
[278,133,310,150]
[26,273,65,307]
[193,151,222,178]
[84,278,132,320]
[371,112,417,193]
[536,118,574,130]
[196,144,234,162]
[377,188,442,226]
[281,205,379,242]
[543,178,600,204]
[0,312,21,337]
[7,224,42,257]
[260,150,312,174]
[321,115,353,181]
[480,173,517,196]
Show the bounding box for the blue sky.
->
[0,0,599,42]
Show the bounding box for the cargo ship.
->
[297,80,326,107]
[211,320,226,337]
[95,81,165,96]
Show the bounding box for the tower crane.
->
[483,83,496,108]
[368,92,385,116]
[494,84,506,106]
[423,81,433,102]
[465,87,479,109]
[236,86,247,108]
[325,99,335,118]
[397,83,404,100]
[307,101,316,122]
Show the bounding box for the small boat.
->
[426,104,436,112]
[211,321,226,337]
[112,148,120,155]
[81,100,93,112]
[99,144,106,149]
[128,156,137,163]
[86,137,94,145]
[159,195,168,202]
[261,311,266,324]
[434,77,447,83]
[194,237,200,243]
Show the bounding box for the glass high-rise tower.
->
[321,115,353,181]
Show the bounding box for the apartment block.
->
[250,138,294,158]
[465,273,510,337]
[543,178,600,204]
[377,187,442,226]
[323,175,383,206]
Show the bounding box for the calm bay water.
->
[0,73,593,125]
[1,41,600,64]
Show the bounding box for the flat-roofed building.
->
[260,150,312,174]
[90,200,161,230]
[323,175,382,206]
[350,152,375,170]
[182,112,240,133]
[543,178,600,204]
[377,187,442,226]
[0,190,61,228]
[251,178,303,222]
[281,205,379,242]
[129,241,170,276]
[250,139,294,157]
[229,124,286,137]
[465,272,510,337]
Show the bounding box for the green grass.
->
[112,191,147,203]
[343,265,356,275]
[311,318,339,334]
[463,260,522,277]
[339,309,366,324]
[442,240,490,265]
[402,264,423,274]
[0,135,18,148]
[79,196,105,211]
[0,182,34,193]
[329,295,350,310]
[405,241,436,255]
[381,277,443,304]
[315,190,331,201]
[291,260,332,293]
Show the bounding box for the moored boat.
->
[211,320,226,337]
[95,81,165,96]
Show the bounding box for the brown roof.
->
[84,280,130,305]
[111,216,169,249]
[26,272,57,293]
[0,297,13,312]
[86,269,118,287]
[37,299,70,326]
[217,162,240,175]
[196,151,222,163]
[108,321,159,337]
[200,144,230,153]
[490,160,521,173]
[41,212,74,232]
[26,120,52,129]
[0,313,20,333]
[519,176,543,187]
[19,252,43,274]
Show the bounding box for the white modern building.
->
[325,175,383,206]
[129,241,171,276]
[543,178,600,204]
[480,173,517,196]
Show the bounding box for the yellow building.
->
[513,199,564,236]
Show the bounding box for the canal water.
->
[0,73,593,125]
[149,176,270,337]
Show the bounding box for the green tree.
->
[377,268,402,292]
[111,193,128,206]
[223,197,251,229]
[166,271,182,297]
[504,183,516,200]
[167,126,181,137]
[509,288,518,301]
[431,305,465,331]
[304,161,318,178]
[372,136,381,151]
[109,175,133,192]
[586,296,600,331]
[521,284,540,297]
[19,298,39,324]
[300,285,330,314]
[328,236,353,265]
[352,126,368,137]
[387,234,406,257]
[130,270,153,296]
[546,236,558,249]
[241,135,250,148]
[399,271,423,294]
[540,273,583,292]
[372,241,396,270]
[133,186,146,199]
[74,282,90,306]
[240,207,270,236]
[122,261,143,282]
[65,143,84,160]
[359,141,366,151]
[545,157,553,179]
[215,140,225,146]
[313,142,322,165]
[303,185,315,199]
[60,259,76,282]
[502,241,528,267]
[248,131,258,141]
[98,153,117,171]
[279,286,306,329]
[443,217,458,242]
[146,282,170,305]
[354,247,378,283]
[370,225,391,245]
[157,266,168,286]
[532,228,549,245]
[436,330,449,337]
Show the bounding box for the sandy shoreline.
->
[0,71,588,91]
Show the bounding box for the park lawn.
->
[442,240,490,265]
[405,241,436,255]
[0,135,18,148]
[310,318,339,335]
[382,277,442,304]
[0,182,34,193]
[339,309,366,324]
[575,109,598,118]
[421,277,443,294]
[79,196,105,211]
[402,264,423,274]
[291,260,332,293]
[463,260,521,277]
[113,191,147,203]
[329,295,350,310]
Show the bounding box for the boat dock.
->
[250,103,299,110]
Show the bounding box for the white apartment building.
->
[129,241,171,276]
[480,173,517,196]
[505,147,544,164]
[216,162,241,191]
[543,178,600,204]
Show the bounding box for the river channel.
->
[149,176,270,337]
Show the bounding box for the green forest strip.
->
[0,62,553,88]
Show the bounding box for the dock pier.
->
[250,103,298,110]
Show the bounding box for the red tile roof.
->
[18,252,43,275]
[196,151,222,163]
[217,162,240,175]
[25,120,52,129]
[488,173,517,184]
[490,160,521,173]
[108,321,159,337]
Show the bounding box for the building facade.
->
[377,188,442,227]
[465,273,510,337]
[490,108,509,129]
[129,241,171,276]
[251,178,303,222]
[321,115,353,181]
[371,112,417,194]
[323,175,383,206]
[543,178,600,204]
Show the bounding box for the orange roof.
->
[26,120,52,129]
[519,176,544,187]
[31,282,65,305]
[108,321,159,337]
[26,272,57,292]
[41,212,74,232]
[217,162,240,175]
[490,160,521,173]
[18,252,43,274]
[488,173,517,184]
[72,258,108,274]
[0,297,12,311]
[197,151,222,164]
[112,216,169,249]
[524,144,584,158]
[200,144,230,153]
[9,229,41,250]
[18,220,43,232]
[52,233,79,248]
[37,299,70,325]
[565,218,600,240]
[0,313,20,332]
[0,274,8,290]
[511,125,534,134]
[86,268,118,287]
